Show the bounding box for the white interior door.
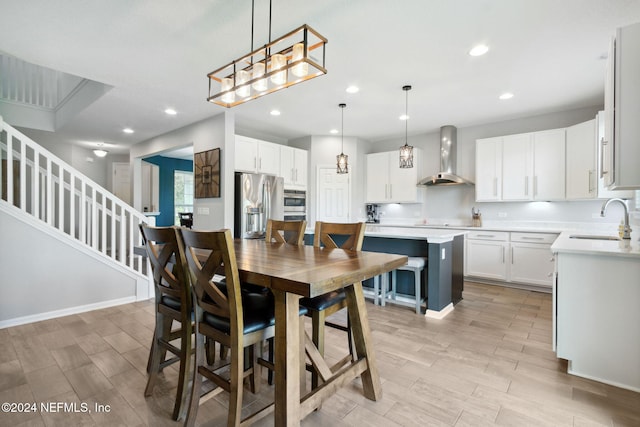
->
[316,166,350,223]
[112,162,131,204]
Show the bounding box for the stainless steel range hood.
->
[418,125,474,186]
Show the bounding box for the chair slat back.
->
[313,221,365,251]
[140,224,190,303]
[180,229,242,329]
[265,219,307,245]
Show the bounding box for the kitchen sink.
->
[568,234,621,241]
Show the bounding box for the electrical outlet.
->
[498,212,507,218]
[197,207,210,215]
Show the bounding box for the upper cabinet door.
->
[502,133,532,201]
[533,129,565,200]
[566,119,596,200]
[256,141,280,175]
[389,150,419,203]
[234,135,280,175]
[235,135,259,173]
[475,137,502,201]
[365,152,389,203]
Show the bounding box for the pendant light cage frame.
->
[336,103,348,174]
[207,24,327,108]
[399,85,414,168]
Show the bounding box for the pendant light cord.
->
[340,103,346,153]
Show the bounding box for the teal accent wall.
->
[144,156,193,226]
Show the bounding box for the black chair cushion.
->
[160,295,183,311]
[201,292,308,335]
[300,290,346,312]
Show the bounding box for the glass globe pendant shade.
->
[270,53,287,85]
[337,153,349,174]
[252,62,268,92]
[399,143,414,168]
[235,70,251,98]
[291,43,308,77]
[220,77,235,104]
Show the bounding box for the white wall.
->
[129,112,235,230]
[0,205,145,327]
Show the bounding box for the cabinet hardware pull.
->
[494,177,498,196]
[534,176,538,197]
[525,176,529,196]
[389,184,392,199]
[600,138,608,178]
[522,236,544,240]
[502,246,505,263]
[476,234,495,238]
[511,246,514,264]
[588,170,594,193]
[254,157,257,169]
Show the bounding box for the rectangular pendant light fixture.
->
[207,24,327,108]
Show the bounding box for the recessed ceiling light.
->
[499,92,514,100]
[399,114,410,121]
[123,128,134,134]
[270,109,281,116]
[469,44,489,56]
[346,85,359,94]
[330,129,339,134]
[165,108,177,115]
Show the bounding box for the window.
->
[174,170,194,225]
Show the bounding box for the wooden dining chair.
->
[300,221,365,389]
[180,228,276,427]
[263,219,307,385]
[265,218,307,245]
[140,224,192,421]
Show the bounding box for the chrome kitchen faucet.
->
[600,198,632,239]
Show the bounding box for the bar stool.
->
[382,257,426,314]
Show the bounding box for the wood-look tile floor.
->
[1,282,639,426]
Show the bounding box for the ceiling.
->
[1,0,640,157]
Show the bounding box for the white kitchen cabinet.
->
[566,119,596,199]
[234,135,280,175]
[365,149,421,203]
[465,231,509,281]
[476,129,565,202]
[465,230,557,289]
[280,146,307,189]
[509,232,556,287]
[475,137,502,201]
[596,111,635,199]
[502,133,532,201]
[555,250,640,391]
[603,22,640,190]
[533,129,566,200]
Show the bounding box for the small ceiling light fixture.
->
[346,85,359,94]
[93,143,108,158]
[469,44,489,56]
[165,108,177,115]
[329,129,338,134]
[123,127,134,134]
[270,109,281,116]
[336,103,348,174]
[207,0,327,108]
[399,85,414,168]
[499,92,514,100]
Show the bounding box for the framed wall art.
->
[194,148,220,198]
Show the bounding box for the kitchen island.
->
[551,232,640,392]
[363,225,466,318]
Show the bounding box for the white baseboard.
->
[0,296,137,329]
[425,302,454,319]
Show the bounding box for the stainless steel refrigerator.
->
[234,172,284,239]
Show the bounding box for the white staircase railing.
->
[0,116,147,275]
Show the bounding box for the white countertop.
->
[551,231,640,259]
[364,225,466,243]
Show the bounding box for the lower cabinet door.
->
[466,239,508,280]
[510,242,554,287]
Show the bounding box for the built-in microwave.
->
[283,189,306,213]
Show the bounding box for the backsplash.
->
[375,186,639,230]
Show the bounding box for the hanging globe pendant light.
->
[336,103,349,174]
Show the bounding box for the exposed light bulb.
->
[291,43,308,77]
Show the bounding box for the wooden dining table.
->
[230,238,407,426]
